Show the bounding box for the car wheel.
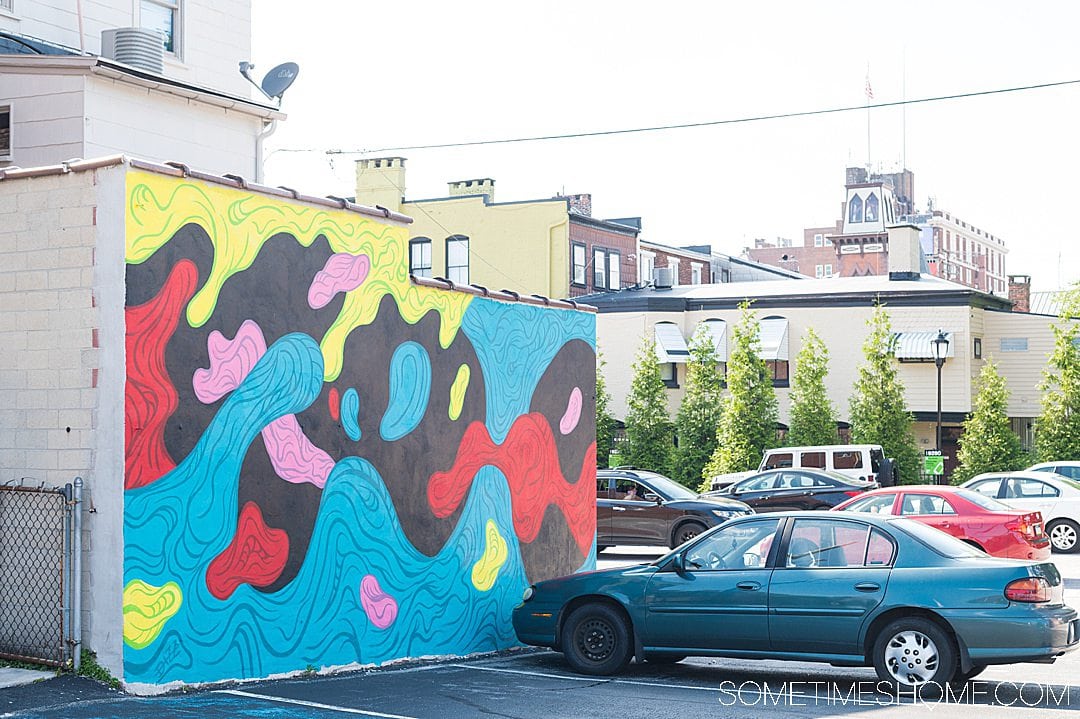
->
[1047,519,1080,553]
[561,603,633,676]
[671,521,706,549]
[872,617,956,692]
[644,654,686,664]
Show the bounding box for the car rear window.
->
[763,452,793,470]
[955,488,1011,511]
[890,518,986,558]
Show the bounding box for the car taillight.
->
[843,490,862,497]
[1004,577,1050,603]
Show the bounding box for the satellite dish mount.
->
[239,61,300,104]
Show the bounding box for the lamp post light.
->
[931,329,950,485]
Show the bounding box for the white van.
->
[758,445,888,484]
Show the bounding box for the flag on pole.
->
[865,75,874,100]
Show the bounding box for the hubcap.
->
[884,630,939,686]
[1050,523,1078,551]
[680,527,699,543]
[576,618,615,662]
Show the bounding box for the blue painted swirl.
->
[340,387,361,441]
[379,341,431,442]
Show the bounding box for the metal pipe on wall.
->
[72,477,83,671]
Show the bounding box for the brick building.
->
[638,240,712,286]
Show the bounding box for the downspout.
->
[75,0,86,53]
[72,476,83,670]
[255,118,278,184]
[549,216,569,298]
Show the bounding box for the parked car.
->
[832,485,1051,560]
[1027,461,1080,482]
[759,444,889,484]
[700,468,876,511]
[960,471,1080,554]
[597,468,753,551]
[513,512,1078,689]
[705,469,757,492]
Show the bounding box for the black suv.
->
[597,468,753,551]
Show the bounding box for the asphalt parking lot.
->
[2,549,1078,719]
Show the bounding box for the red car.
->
[833,485,1051,560]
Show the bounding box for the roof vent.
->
[653,267,673,290]
[101,28,164,74]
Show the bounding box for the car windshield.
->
[890,518,986,558]
[955,488,1012,512]
[639,473,697,500]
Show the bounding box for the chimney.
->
[560,193,592,217]
[1008,275,1031,313]
[448,178,495,203]
[355,157,406,214]
[886,224,922,281]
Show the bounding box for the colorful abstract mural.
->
[122,170,596,685]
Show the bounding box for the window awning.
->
[892,331,955,360]
[655,323,690,364]
[759,318,789,361]
[701,319,728,361]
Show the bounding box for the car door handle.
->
[612,507,626,512]
[854,582,881,592]
[736,581,761,591]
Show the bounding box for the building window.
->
[848,194,863,223]
[865,192,879,222]
[0,105,9,160]
[815,264,833,279]
[593,248,621,291]
[669,258,680,286]
[571,242,586,286]
[446,235,469,284]
[973,337,982,359]
[814,233,824,247]
[408,237,432,278]
[639,251,655,285]
[691,262,703,285]
[0,0,11,11]
[659,362,679,388]
[1000,338,1028,352]
[141,0,181,56]
[766,360,789,387]
[721,269,731,283]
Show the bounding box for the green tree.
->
[672,324,725,487]
[595,352,616,469]
[703,302,778,484]
[953,360,1027,483]
[787,326,839,446]
[848,303,922,483]
[623,335,674,473]
[1035,284,1080,461]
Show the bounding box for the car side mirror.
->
[671,552,687,575]
[643,492,660,504]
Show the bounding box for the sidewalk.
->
[0,669,52,690]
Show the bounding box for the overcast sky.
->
[252,1,1080,295]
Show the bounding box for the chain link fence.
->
[0,481,80,667]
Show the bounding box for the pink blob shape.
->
[192,320,267,403]
[261,415,335,489]
[360,574,398,630]
[308,253,371,309]
[559,386,583,435]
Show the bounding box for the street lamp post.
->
[931,330,950,485]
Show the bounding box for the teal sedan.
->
[513,512,1078,689]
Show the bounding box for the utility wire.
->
[324,78,1080,155]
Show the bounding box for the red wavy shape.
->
[428,413,596,556]
[206,501,290,600]
[328,387,340,422]
[124,260,197,490]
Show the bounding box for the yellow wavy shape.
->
[125,171,472,380]
[449,364,470,420]
[471,519,509,592]
[123,578,183,650]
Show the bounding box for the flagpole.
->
[866,63,872,173]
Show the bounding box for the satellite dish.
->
[260,62,299,100]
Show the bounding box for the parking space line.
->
[215,689,419,718]
[448,664,885,705]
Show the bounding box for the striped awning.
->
[655,322,690,363]
[759,318,789,361]
[892,331,955,360]
[701,319,728,360]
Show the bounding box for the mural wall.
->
[122,170,596,685]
